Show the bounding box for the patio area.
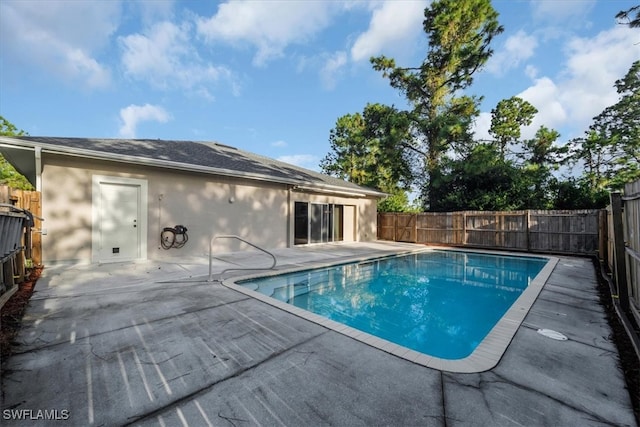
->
[1,241,637,426]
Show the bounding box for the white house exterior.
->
[0,137,385,264]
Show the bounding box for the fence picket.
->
[377,210,601,255]
[0,186,42,265]
[621,181,640,326]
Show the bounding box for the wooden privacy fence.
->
[0,186,42,265]
[608,180,640,333]
[378,210,603,255]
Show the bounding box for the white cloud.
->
[477,25,639,143]
[271,140,287,148]
[120,21,236,98]
[196,1,337,66]
[524,65,538,80]
[133,0,175,25]
[351,0,426,62]
[529,0,597,42]
[486,30,538,76]
[559,26,638,127]
[517,77,568,139]
[531,0,596,24]
[320,51,348,90]
[0,0,118,88]
[476,78,568,142]
[119,104,171,138]
[277,154,320,171]
[471,112,492,142]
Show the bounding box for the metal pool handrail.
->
[208,234,277,282]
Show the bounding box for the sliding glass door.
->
[333,204,343,241]
[294,202,309,245]
[294,202,344,245]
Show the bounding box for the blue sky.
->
[1,0,638,172]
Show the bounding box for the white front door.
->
[92,176,148,262]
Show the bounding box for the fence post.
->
[598,209,607,263]
[461,212,466,246]
[394,213,398,242]
[525,210,530,251]
[610,192,630,312]
[413,213,417,243]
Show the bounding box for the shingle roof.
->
[4,136,384,197]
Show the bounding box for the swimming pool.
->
[226,249,557,372]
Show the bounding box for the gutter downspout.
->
[35,146,42,192]
[287,185,292,248]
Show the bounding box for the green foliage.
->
[0,164,33,190]
[519,126,564,209]
[322,4,637,213]
[489,97,537,158]
[371,0,503,209]
[434,144,528,211]
[0,116,27,137]
[0,115,33,190]
[321,103,413,194]
[422,0,503,94]
[568,60,640,192]
[616,5,640,28]
[321,104,418,212]
[378,190,421,213]
[551,177,609,209]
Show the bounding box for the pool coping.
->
[222,247,559,373]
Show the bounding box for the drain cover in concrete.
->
[537,329,568,340]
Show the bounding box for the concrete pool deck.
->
[1,241,637,426]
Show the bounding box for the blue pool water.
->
[238,250,549,360]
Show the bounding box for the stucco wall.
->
[41,154,379,264]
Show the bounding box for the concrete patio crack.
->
[440,370,448,427]
[490,371,622,426]
[535,296,605,314]
[10,296,251,355]
[121,330,330,426]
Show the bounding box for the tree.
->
[488,97,537,159]
[378,189,419,213]
[616,5,640,28]
[568,130,613,191]
[0,116,33,190]
[520,126,562,208]
[435,143,527,211]
[569,60,640,191]
[371,0,503,210]
[321,112,368,184]
[320,104,414,210]
[435,123,571,210]
[0,116,27,137]
[594,60,640,188]
[551,177,609,210]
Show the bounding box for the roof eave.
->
[0,137,385,198]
